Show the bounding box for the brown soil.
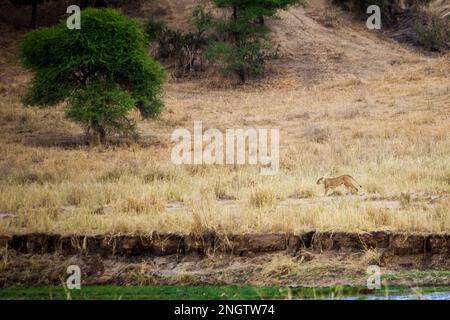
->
[1,231,448,288]
[2,231,449,258]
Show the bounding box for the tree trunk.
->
[258,16,265,26]
[97,127,106,145]
[232,6,238,42]
[31,2,37,29]
[238,70,246,84]
[90,122,107,145]
[232,6,246,84]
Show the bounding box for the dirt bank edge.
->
[1,231,449,258]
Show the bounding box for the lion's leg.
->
[348,183,358,195]
[324,186,329,196]
[345,185,352,195]
[344,182,354,195]
[346,182,358,194]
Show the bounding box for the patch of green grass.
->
[383,271,450,283]
[0,285,336,300]
[0,285,448,300]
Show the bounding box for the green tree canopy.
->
[202,0,303,83]
[21,8,166,143]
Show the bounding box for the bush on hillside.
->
[333,0,433,23]
[414,12,449,51]
[145,14,207,76]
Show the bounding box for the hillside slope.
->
[131,0,445,82]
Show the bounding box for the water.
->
[337,291,450,300]
[1,285,449,300]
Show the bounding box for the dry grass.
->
[360,249,382,266]
[0,58,449,235]
[254,253,366,286]
[0,9,449,237]
[249,188,277,208]
[259,255,302,281]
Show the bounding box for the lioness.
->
[316,175,362,196]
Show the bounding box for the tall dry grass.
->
[0,28,449,236]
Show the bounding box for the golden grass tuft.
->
[360,249,382,266]
[249,188,277,208]
[259,255,301,281]
[122,194,164,214]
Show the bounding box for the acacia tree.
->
[202,0,303,83]
[21,8,166,143]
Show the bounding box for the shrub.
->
[250,188,276,208]
[414,13,449,51]
[145,11,208,76]
[168,30,206,75]
[21,8,166,143]
[204,37,277,82]
[334,0,395,13]
[320,7,344,28]
[144,20,166,42]
[333,0,433,23]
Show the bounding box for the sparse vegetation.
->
[145,13,208,76]
[361,249,382,265]
[249,188,276,208]
[333,0,433,19]
[334,0,449,52]
[414,12,450,51]
[303,123,330,143]
[259,255,301,281]
[320,6,344,28]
